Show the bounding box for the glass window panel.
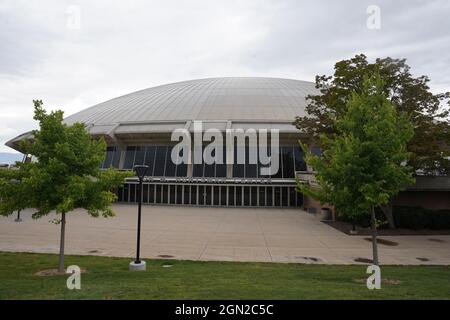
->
[215,145,227,178]
[144,146,157,176]
[293,146,306,172]
[204,145,215,177]
[153,146,167,177]
[193,144,203,177]
[103,146,114,168]
[311,147,322,156]
[204,163,215,177]
[176,163,187,177]
[245,145,257,178]
[134,146,146,166]
[175,145,188,177]
[193,163,204,177]
[282,146,295,178]
[112,146,121,169]
[272,148,283,178]
[233,145,245,178]
[165,146,176,177]
[123,147,136,170]
[259,145,271,177]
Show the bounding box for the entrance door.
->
[198,186,205,205]
[235,186,242,206]
[228,186,235,206]
[205,186,212,205]
[213,186,220,206]
[190,185,198,205]
[274,187,281,207]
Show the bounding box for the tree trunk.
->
[371,206,379,265]
[380,200,395,229]
[58,212,66,273]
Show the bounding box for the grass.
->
[0,252,449,299]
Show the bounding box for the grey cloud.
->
[0,0,449,152]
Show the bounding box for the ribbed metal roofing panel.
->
[64,77,317,127]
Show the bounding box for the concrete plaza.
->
[0,204,449,265]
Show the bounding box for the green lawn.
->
[0,252,449,299]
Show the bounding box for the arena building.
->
[7,77,318,208]
[7,77,449,212]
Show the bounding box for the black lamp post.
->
[10,179,22,222]
[129,165,149,271]
[15,210,22,222]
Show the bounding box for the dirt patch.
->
[353,278,401,285]
[416,257,431,262]
[158,254,174,258]
[34,267,88,277]
[323,220,450,236]
[295,256,322,262]
[354,257,373,264]
[34,269,65,276]
[364,238,399,246]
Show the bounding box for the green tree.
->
[298,74,414,265]
[294,54,450,228]
[0,100,131,273]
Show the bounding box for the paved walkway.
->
[0,204,449,265]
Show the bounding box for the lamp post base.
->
[129,260,146,271]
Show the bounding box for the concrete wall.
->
[303,190,450,221]
[392,191,450,210]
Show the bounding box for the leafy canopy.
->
[0,100,131,218]
[298,74,414,219]
[294,54,450,175]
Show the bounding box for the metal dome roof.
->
[64,77,317,126]
[6,77,317,151]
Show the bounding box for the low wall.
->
[393,191,450,210]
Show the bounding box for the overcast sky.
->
[1,0,449,153]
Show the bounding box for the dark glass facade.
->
[122,145,188,177]
[117,183,303,207]
[109,144,305,179]
[101,146,121,169]
[108,143,306,207]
